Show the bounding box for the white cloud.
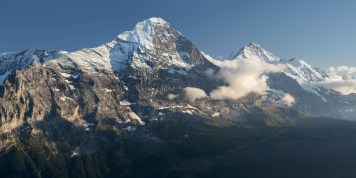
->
[313,66,356,95]
[208,59,285,100]
[280,93,296,107]
[314,80,356,95]
[327,66,356,76]
[183,87,208,102]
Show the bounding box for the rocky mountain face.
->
[0,49,66,84]
[0,17,355,137]
[1,17,356,178]
[0,18,258,156]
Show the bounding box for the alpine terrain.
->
[1,17,356,178]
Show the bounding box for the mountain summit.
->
[224,42,325,85]
[117,17,173,49]
[231,43,281,62]
[44,17,210,75]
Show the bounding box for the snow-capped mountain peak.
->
[44,17,209,75]
[117,17,173,50]
[232,42,281,62]
[227,43,324,84]
[204,43,327,94]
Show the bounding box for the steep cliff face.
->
[0,65,130,132]
[0,49,66,84]
[0,18,224,143]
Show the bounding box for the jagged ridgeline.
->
[1,17,356,178]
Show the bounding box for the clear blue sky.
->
[0,0,355,68]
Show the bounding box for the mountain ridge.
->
[1,17,356,178]
[0,17,356,131]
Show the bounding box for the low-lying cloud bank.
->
[207,59,285,100]
[183,59,286,102]
[313,66,356,95]
[328,66,356,75]
[313,80,356,95]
